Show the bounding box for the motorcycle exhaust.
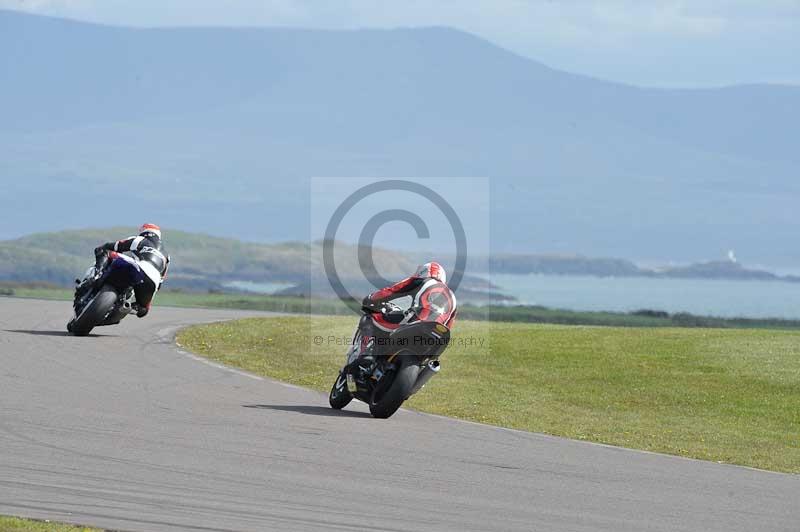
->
[408,360,440,396]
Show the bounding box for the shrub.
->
[631,309,670,318]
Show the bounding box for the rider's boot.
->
[345,335,375,377]
[358,334,376,364]
[94,250,110,275]
[74,278,92,299]
[77,252,109,297]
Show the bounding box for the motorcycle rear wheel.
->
[70,286,117,336]
[368,358,420,419]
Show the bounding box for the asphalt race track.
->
[0,298,797,531]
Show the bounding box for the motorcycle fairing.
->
[102,255,145,291]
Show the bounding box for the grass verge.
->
[0,516,100,531]
[177,316,800,473]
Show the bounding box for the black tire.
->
[369,359,420,419]
[329,373,353,410]
[70,286,117,336]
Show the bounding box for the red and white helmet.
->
[415,262,446,283]
[139,223,162,239]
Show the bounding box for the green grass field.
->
[0,516,99,532]
[178,316,800,473]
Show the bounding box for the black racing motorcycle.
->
[67,254,156,336]
[329,304,450,418]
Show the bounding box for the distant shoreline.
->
[473,256,800,283]
[3,283,799,330]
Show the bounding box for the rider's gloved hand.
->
[361,296,381,314]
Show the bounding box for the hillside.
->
[1,10,798,264]
[3,228,793,302]
[0,228,415,290]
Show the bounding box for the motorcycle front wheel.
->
[329,372,353,410]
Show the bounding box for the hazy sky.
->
[3,0,799,87]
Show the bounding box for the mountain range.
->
[1,10,798,266]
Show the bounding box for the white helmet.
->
[415,262,446,283]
